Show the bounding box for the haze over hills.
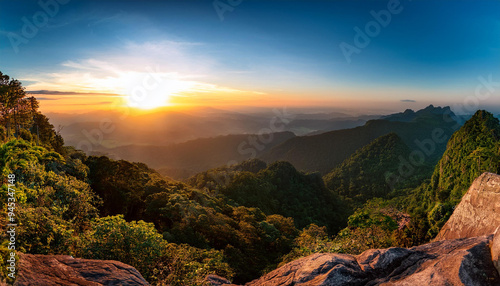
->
[49,108,277,147]
[103,131,296,179]
[78,105,470,180]
[48,108,380,179]
[48,108,378,151]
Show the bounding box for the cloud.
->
[20,40,267,108]
[87,12,126,27]
[36,97,59,101]
[73,101,114,106]
[0,29,11,36]
[400,99,416,102]
[28,90,120,96]
[29,90,81,95]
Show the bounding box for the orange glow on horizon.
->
[33,89,363,114]
[33,85,456,115]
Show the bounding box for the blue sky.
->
[0,0,499,113]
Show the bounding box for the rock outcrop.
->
[212,235,499,286]
[10,254,149,285]
[435,172,500,241]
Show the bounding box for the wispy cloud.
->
[0,29,11,36]
[29,90,120,96]
[72,101,114,106]
[22,40,267,103]
[87,11,126,27]
[36,97,60,101]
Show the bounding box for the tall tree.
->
[0,72,28,139]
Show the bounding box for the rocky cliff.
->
[5,254,150,285]
[434,172,500,241]
[208,172,500,286]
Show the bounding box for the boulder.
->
[210,235,500,286]
[11,253,149,285]
[435,172,500,241]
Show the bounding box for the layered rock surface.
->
[7,254,150,286]
[434,172,500,241]
[213,235,499,286]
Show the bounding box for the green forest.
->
[1,72,500,285]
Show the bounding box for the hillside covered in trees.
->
[404,110,500,242]
[324,133,415,204]
[188,160,351,233]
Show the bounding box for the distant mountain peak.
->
[471,109,497,120]
[462,110,500,137]
[466,110,499,126]
[382,105,455,122]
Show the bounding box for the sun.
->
[126,89,171,110]
[124,76,193,110]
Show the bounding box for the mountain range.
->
[88,105,465,180]
[260,105,460,174]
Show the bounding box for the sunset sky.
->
[1,0,499,114]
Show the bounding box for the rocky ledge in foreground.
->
[208,233,500,286]
[8,254,150,286]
